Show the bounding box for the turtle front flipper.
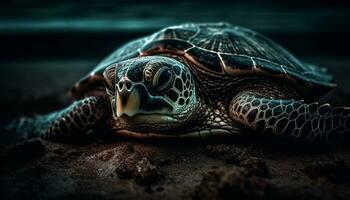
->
[229,92,350,143]
[7,96,108,141]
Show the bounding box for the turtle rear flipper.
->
[229,91,350,143]
[7,97,108,141]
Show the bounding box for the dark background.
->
[1,1,350,199]
[1,0,350,60]
[1,0,350,122]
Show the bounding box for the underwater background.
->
[1,0,350,199]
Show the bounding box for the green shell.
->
[73,22,335,98]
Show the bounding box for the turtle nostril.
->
[125,82,132,90]
[118,82,123,90]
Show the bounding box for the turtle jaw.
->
[118,114,177,125]
[112,82,174,119]
[111,84,201,133]
[114,97,204,135]
[110,80,181,128]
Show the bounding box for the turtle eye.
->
[152,67,173,90]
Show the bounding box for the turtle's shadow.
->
[90,130,349,155]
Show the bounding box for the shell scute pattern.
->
[140,23,335,87]
[74,23,335,98]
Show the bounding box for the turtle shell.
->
[72,22,335,98]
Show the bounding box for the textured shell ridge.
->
[72,22,335,98]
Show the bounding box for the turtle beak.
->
[116,87,140,117]
[113,82,173,118]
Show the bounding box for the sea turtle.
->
[12,22,350,143]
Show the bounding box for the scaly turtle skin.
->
[12,23,350,143]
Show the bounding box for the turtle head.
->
[103,56,199,134]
